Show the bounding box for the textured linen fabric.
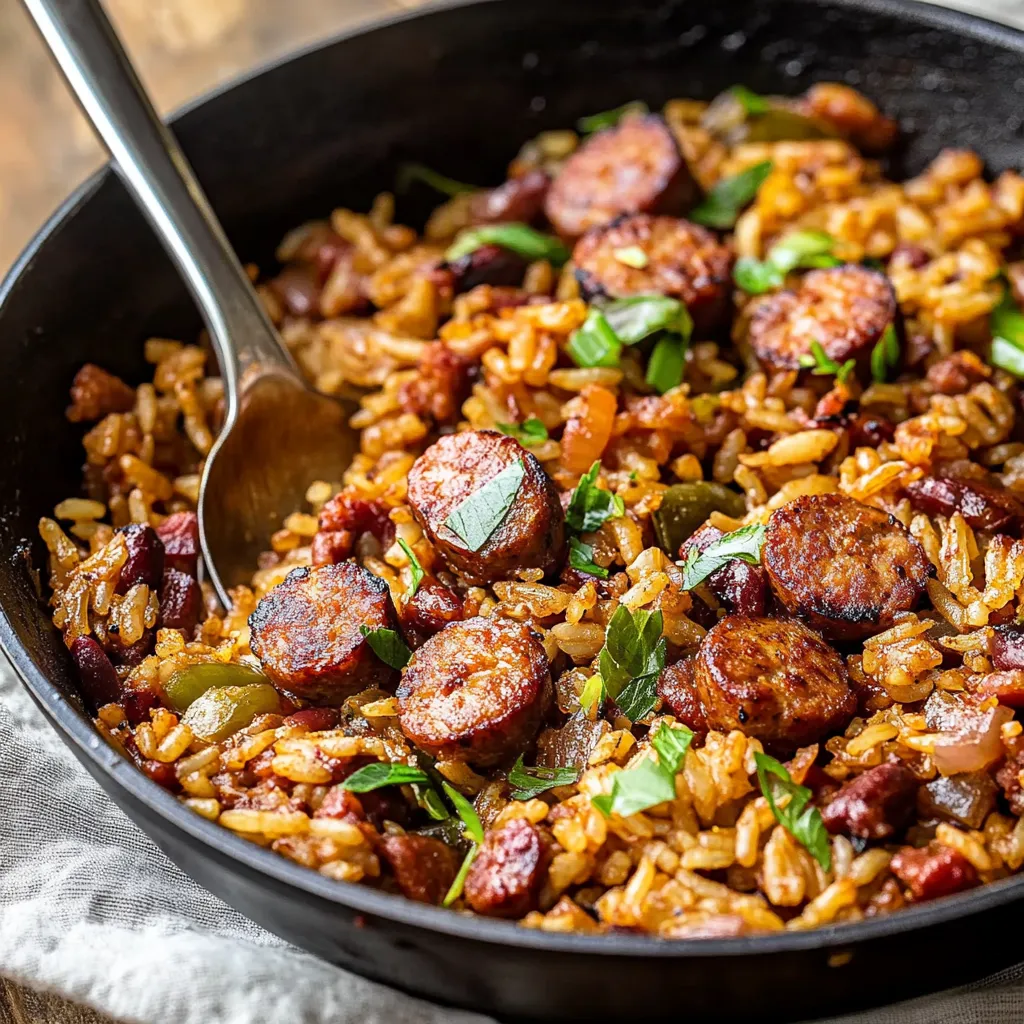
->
[2,654,1024,1024]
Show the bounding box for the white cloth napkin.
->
[3,654,1024,1024]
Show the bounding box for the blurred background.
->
[0,0,1021,275]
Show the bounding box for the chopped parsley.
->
[444,458,525,551]
[734,229,840,295]
[359,626,412,670]
[441,782,485,907]
[496,418,548,445]
[340,762,429,792]
[446,223,569,266]
[576,100,649,135]
[680,522,766,591]
[567,308,622,368]
[598,605,666,722]
[870,323,901,383]
[568,537,610,578]
[990,287,1024,378]
[798,339,856,385]
[592,722,693,818]
[507,756,581,800]
[690,160,773,230]
[731,85,771,115]
[396,538,424,598]
[396,162,477,197]
[755,752,831,871]
[565,461,626,533]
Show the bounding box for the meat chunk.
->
[397,616,552,767]
[747,265,897,371]
[656,659,708,737]
[445,244,528,294]
[249,562,399,703]
[693,615,855,752]
[378,834,459,905]
[155,511,200,577]
[469,170,550,225]
[400,578,464,646]
[989,627,1024,672]
[311,492,393,566]
[798,83,898,153]
[681,523,766,617]
[917,772,997,830]
[904,469,1024,532]
[544,114,700,239]
[821,763,917,840]
[398,341,476,426]
[464,818,548,917]
[890,842,977,902]
[572,215,732,332]
[159,568,202,635]
[407,430,565,585]
[66,364,136,423]
[764,493,933,641]
[925,351,990,396]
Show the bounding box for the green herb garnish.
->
[592,722,693,818]
[446,223,570,265]
[645,334,687,394]
[731,85,771,115]
[397,538,424,598]
[870,323,901,383]
[579,673,605,713]
[396,162,477,197]
[340,762,429,792]
[576,100,649,135]
[508,756,581,800]
[690,160,773,229]
[568,537,610,579]
[613,245,650,269]
[989,287,1024,378]
[496,418,548,445]
[603,294,692,345]
[680,522,766,591]
[798,339,856,385]
[567,308,622,368]
[444,458,525,552]
[754,752,831,871]
[359,626,412,670]
[441,781,485,907]
[733,229,840,295]
[598,605,666,722]
[565,461,626,533]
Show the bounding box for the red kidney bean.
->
[988,626,1024,672]
[115,524,165,595]
[159,568,202,635]
[156,512,200,577]
[821,763,918,840]
[890,842,977,901]
[284,707,340,731]
[69,635,121,709]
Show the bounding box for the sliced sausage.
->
[821,763,917,840]
[407,430,566,586]
[544,114,700,239]
[66,364,136,423]
[464,818,548,918]
[656,659,708,737]
[682,523,766,617]
[573,215,732,332]
[115,524,165,595]
[764,493,932,642]
[469,170,550,225]
[693,615,855,752]
[249,562,399,703]
[904,468,1024,532]
[747,265,897,371]
[889,842,977,902]
[400,578,465,647]
[155,511,200,577]
[397,616,552,767]
[378,834,459,905]
[444,244,529,294]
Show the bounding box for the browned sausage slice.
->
[693,615,855,752]
[464,818,548,917]
[406,429,566,585]
[656,658,708,737]
[396,616,552,767]
[747,265,897,371]
[249,562,399,703]
[378,834,459,905]
[764,493,933,641]
[572,215,733,332]
[544,114,700,239]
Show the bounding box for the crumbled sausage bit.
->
[378,834,459,905]
[469,170,550,225]
[821,763,917,840]
[798,82,898,153]
[160,568,202,636]
[656,659,708,738]
[904,469,1024,532]
[155,511,200,577]
[116,523,165,595]
[464,818,548,918]
[66,364,136,423]
[925,351,990,396]
[889,842,978,902]
[398,341,476,426]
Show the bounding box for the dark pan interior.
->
[3,0,1024,1019]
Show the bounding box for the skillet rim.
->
[3,0,1024,962]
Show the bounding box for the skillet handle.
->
[20,0,301,409]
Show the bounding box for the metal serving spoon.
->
[23,0,358,607]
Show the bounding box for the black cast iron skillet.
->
[2,0,1024,1019]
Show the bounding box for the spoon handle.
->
[21,0,301,412]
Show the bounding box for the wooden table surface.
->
[1,0,1022,1020]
